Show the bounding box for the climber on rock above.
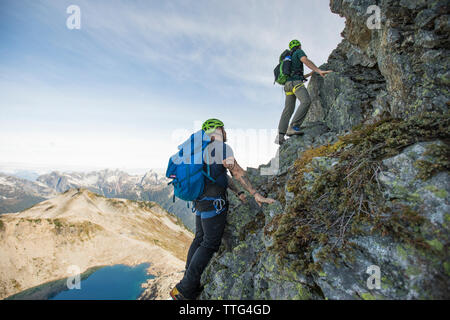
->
[275,39,333,145]
[170,118,276,300]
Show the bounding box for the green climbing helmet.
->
[202,118,225,134]
[289,39,301,50]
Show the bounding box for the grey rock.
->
[312,0,450,125]
[399,0,428,10]
[198,1,450,301]
[416,29,440,48]
[434,14,450,33]
[415,9,439,29]
[379,141,450,227]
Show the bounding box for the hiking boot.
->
[274,133,286,145]
[170,287,187,300]
[286,125,304,136]
[194,285,204,299]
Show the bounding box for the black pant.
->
[176,210,228,299]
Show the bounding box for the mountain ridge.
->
[0,168,195,231]
[0,188,193,299]
[197,0,449,300]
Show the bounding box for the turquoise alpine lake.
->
[6,263,154,300]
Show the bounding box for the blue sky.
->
[0,0,344,174]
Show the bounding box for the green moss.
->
[361,292,376,300]
[266,262,275,273]
[239,211,265,241]
[397,245,408,260]
[433,189,447,199]
[295,284,312,300]
[53,219,63,230]
[381,276,392,290]
[0,219,4,231]
[234,242,248,251]
[135,200,156,210]
[48,218,101,240]
[406,265,421,276]
[444,261,450,276]
[26,218,42,224]
[445,214,450,224]
[424,185,448,199]
[269,112,449,275]
[414,143,450,181]
[407,192,422,203]
[425,239,444,252]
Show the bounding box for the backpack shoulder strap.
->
[201,142,228,189]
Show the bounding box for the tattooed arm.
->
[226,174,240,195]
[227,174,247,203]
[223,157,275,206]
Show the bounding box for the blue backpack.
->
[165,130,218,203]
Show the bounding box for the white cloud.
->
[0,129,171,169]
[1,0,345,171]
[65,0,344,96]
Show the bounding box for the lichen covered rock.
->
[306,0,449,131]
[200,114,449,300]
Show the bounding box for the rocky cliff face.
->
[198,0,449,300]
[306,0,449,132]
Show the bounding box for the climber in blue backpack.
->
[166,118,276,300]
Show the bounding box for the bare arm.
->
[300,56,333,77]
[226,174,240,195]
[223,157,275,206]
[305,70,332,78]
[227,174,247,203]
[301,56,321,73]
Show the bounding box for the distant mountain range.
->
[0,173,57,214]
[6,170,41,182]
[0,169,195,230]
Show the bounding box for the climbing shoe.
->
[286,125,304,136]
[170,287,187,300]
